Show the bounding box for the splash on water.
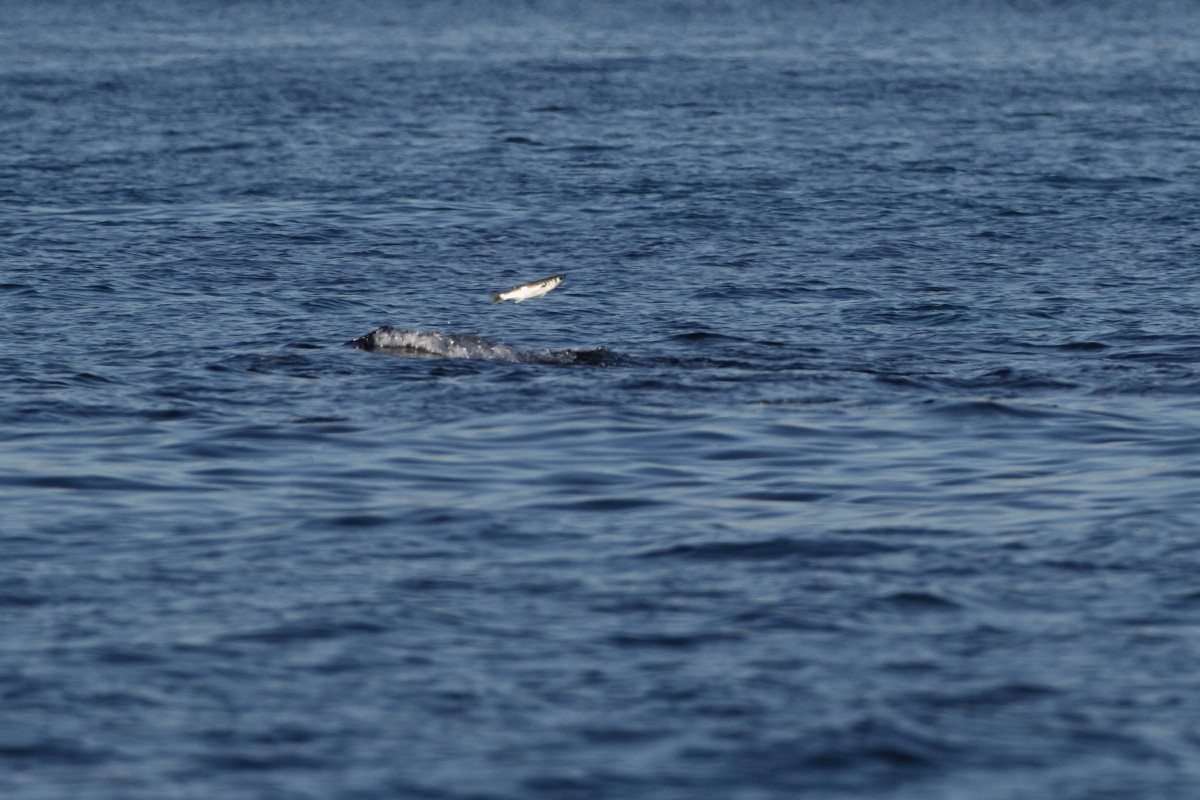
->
[349,326,623,366]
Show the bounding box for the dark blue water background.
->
[3,1,1200,797]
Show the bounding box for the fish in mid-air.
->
[489,274,565,304]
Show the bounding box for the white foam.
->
[362,328,523,361]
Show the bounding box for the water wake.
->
[349,326,622,366]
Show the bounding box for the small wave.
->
[349,326,623,366]
[668,331,748,342]
[641,536,898,561]
[871,591,963,612]
[1036,173,1170,190]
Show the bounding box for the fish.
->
[489,274,565,304]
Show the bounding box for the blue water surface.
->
[3,1,1200,798]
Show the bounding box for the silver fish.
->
[489,274,565,304]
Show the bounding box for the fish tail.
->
[489,292,504,304]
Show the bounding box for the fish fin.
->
[489,293,504,304]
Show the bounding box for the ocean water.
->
[3,1,1200,797]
